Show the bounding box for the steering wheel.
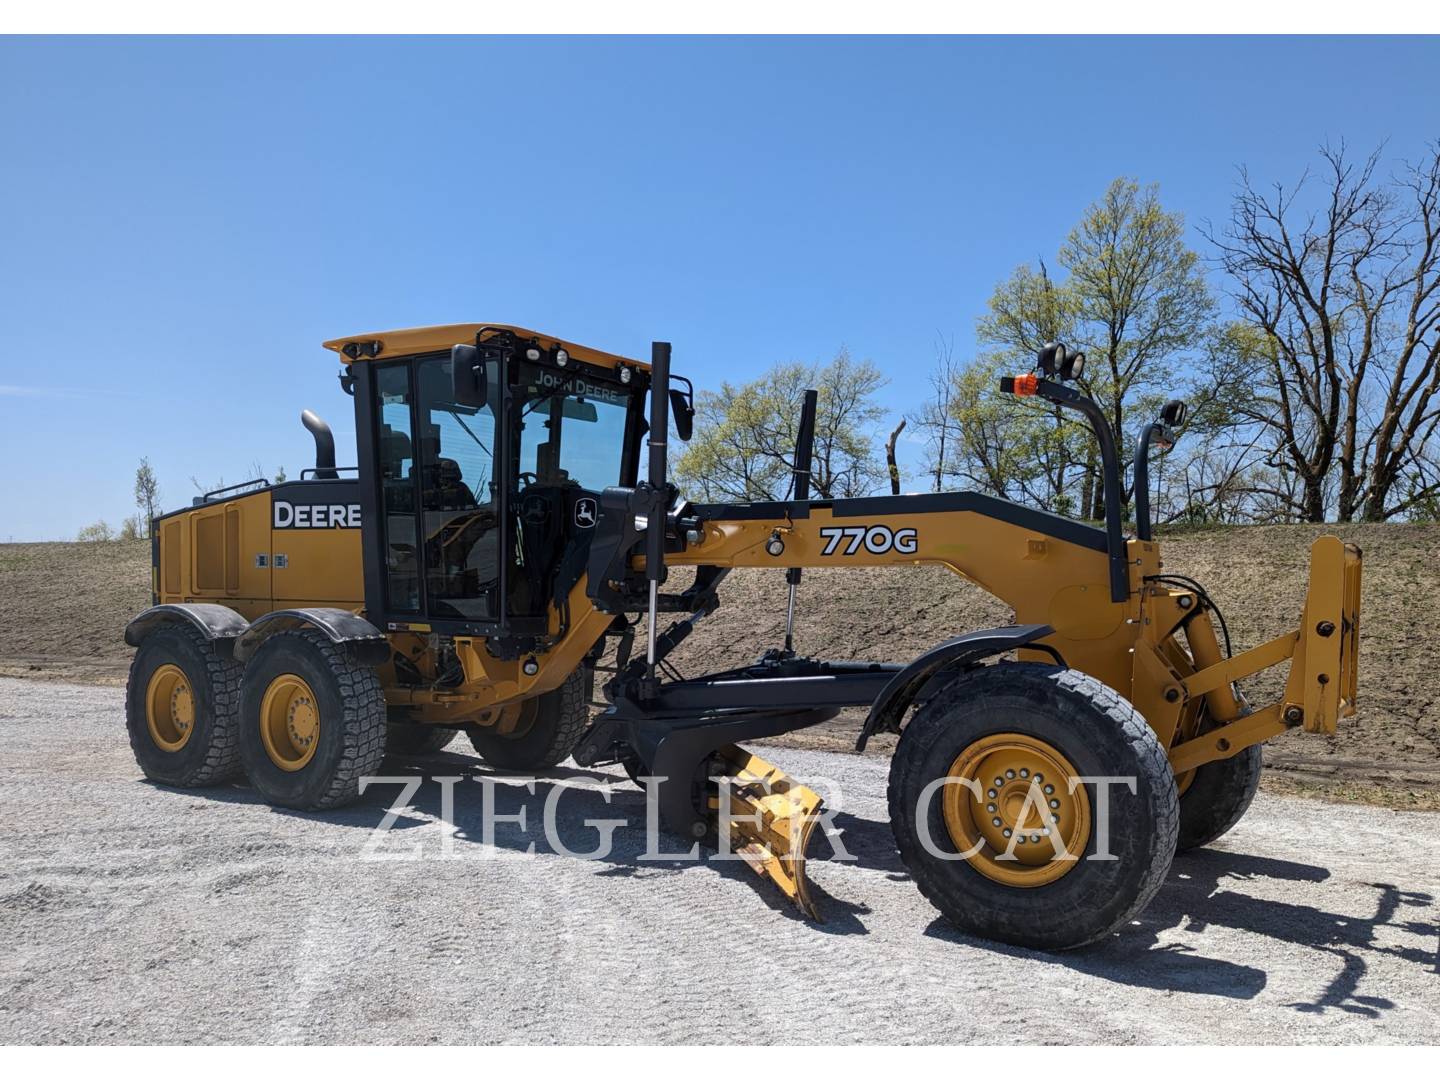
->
[517,471,540,489]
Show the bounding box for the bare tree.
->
[133,458,160,539]
[885,418,906,494]
[908,334,960,492]
[1208,142,1440,521]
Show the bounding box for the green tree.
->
[674,348,888,501]
[953,179,1214,518]
[76,520,114,542]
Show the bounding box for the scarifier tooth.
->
[711,744,824,921]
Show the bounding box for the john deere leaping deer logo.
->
[574,497,598,529]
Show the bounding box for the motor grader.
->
[124,324,1362,950]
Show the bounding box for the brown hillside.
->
[2,525,1436,799]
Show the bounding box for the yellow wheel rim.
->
[942,733,1092,888]
[259,673,320,771]
[145,664,195,752]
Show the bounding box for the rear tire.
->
[468,668,589,770]
[125,623,242,787]
[385,722,459,758]
[238,630,387,809]
[888,663,1179,951]
[1176,744,1262,851]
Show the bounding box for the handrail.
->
[192,477,270,504]
[299,466,360,480]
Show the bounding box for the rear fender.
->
[124,603,250,656]
[855,624,1060,751]
[233,608,390,666]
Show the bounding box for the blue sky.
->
[2,35,1437,540]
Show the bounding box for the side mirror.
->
[669,389,694,441]
[451,344,487,408]
[1160,399,1187,428]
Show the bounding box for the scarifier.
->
[123,325,1361,949]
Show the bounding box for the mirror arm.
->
[1035,379,1128,602]
[1133,421,1163,543]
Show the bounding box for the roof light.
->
[553,346,570,368]
[1037,342,1067,376]
[618,365,633,384]
[525,345,542,362]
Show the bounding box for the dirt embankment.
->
[2,524,1436,805]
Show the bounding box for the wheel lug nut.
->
[994,777,1003,788]
[986,804,997,813]
[1049,799,1060,809]
[987,789,996,799]
[1005,769,1015,779]
[1034,773,1044,783]
[1044,785,1054,795]
[1002,828,1012,838]
[992,817,1002,827]
[1017,836,1026,845]
[1019,768,1029,778]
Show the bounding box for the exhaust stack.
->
[301,409,338,480]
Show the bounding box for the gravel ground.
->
[1,677,1437,1045]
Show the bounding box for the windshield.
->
[515,363,630,492]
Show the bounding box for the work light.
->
[1037,342,1067,375]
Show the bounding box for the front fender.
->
[855,624,1060,751]
[233,608,390,665]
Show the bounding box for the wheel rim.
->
[494,698,538,741]
[942,732,1092,888]
[145,664,195,752]
[259,673,320,771]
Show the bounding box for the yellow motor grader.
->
[124,324,1361,949]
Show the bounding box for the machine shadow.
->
[913,843,1435,1010]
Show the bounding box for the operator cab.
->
[327,324,653,647]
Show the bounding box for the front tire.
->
[888,663,1179,951]
[125,623,242,787]
[467,668,589,770]
[238,630,387,809]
